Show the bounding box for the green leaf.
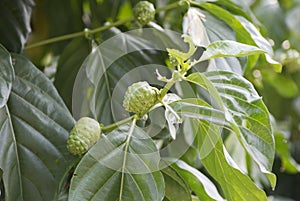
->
[195,2,282,73]
[170,98,227,127]
[183,7,244,74]
[261,70,298,98]
[0,0,34,52]
[185,71,276,189]
[192,119,268,201]
[0,45,14,108]
[69,124,164,201]
[173,160,224,201]
[197,40,265,63]
[54,38,91,110]
[0,54,76,201]
[162,166,192,201]
[275,132,300,173]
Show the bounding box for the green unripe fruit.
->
[67,117,101,155]
[133,1,155,26]
[123,81,159,116]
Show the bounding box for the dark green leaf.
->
[185,71,276,189]
[162,166,192,201]
[69,124,164,201]
[192,119,267,201]
[54,38,91,110]
[42,0,84,53]
[0,54,76,201]
[0,0,34,52]
[0,45,14,108]
[173,160,224,201]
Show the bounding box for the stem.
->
[101,115,135,133]
[159,78,177,100]
[25,17,134,49]
[25,1,188,49]
[119,116,137,201]
[155,1,184,13]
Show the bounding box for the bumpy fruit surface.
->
[67,117,101,155]
[123,81,158,116]
[133,1,155,26]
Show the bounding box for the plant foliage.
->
[1,0,300,201]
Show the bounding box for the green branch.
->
[101,115,135,133]
[25,1,187,50]
[25,17,134,49]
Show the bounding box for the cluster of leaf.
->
[0,0,298,201]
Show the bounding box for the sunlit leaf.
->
[196,40,265,63]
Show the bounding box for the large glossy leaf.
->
[173,160,224,201]
[69,124,164,201]
[54,38,91,110]
[0,0,34,52]
[192,119,268,201]
[185,71,276,188]
[0,45,14,108]
[0,54,76,201]
[162,166,192,201]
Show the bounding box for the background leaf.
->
[69,124,164,201]
[275,132,300,173]
[54,38,91,111]
[0,0,34,52]
[0,54,76,201]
